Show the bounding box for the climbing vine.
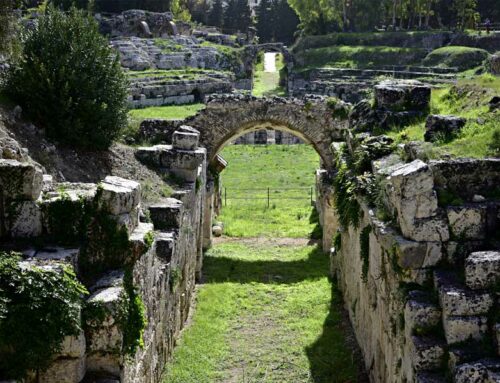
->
[360,226,372,282]
[333,162,362,229]
[0,252,87,379]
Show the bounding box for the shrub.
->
[7,6,128,149]
[423,46,490,71]
[0,252,87,379]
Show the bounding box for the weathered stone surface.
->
[60,332,86,358]
[159,146,206,182]
[129,222,154,258]
[374,80,431,111]
[465,251,500,290]
[443,315,488,344]
[212,225,223,237]
[424,114,466,142]
[155,231,175,263]
[0,159,43,200]
[86,352,122,377]
[39,357,85,383]
[6,200,42,238]
[172,126,200,150]
[149,199,184,230]
[447,205,487,240]
[490,54,500,75]
[415,371,447,383]
[99,176,141,215]
[410,336,446,371]
[435,271,493,316]
[454,361,489,383]
[405,292,441,331]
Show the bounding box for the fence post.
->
[224,187,227,206]
[310,186,313,205]
[267,187,270,209]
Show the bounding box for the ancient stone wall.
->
[0,127,208,383]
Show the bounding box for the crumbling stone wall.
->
[0,127,207,383]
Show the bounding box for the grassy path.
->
[162,242,363,383]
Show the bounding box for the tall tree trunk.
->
[424,0,432,27]
[392,0,397,27]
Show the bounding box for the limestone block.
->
[410,335,446,371]
[374,80,430,111]
[129,222,155,259]
[447,205,487,240]
[0,159,43,200]
[454,362,488,383]
[389,160,434,200]
[424,115,467,142]
[98,176,141,215]
[465,251,500,290]
[29,247,80,272]
[86,352,122,377]
[39,357,85,383]
[149,199,184,230]
[135,146,163,167]
[6,200,42,238]
[443,315,488,344]
[401,215,450,243]
[60,331,86,358]
[211,154,228,174]
[172,126,200,150]
[42,174,53,192]
[86,286,125,353]
[159,147,206,182]
[415,372,447,383]
[405,292,441,331]
[155,231,175,263]
[438,284,493,317]
[116,206,140,234]
[448,347,479,372]
[489,54,500,75]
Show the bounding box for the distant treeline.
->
[288,0,499,35]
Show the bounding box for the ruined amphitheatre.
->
[0,1,500,382]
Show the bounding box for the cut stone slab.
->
[149,198,183,230]
[454,361,489,383]
[60,331,86,358]
[172,126,200,150]
[410,335,446,371]
[374,80,431,111]
[447,205,487,240]
[405,291,441,331]
[0,159,43,200]
[465,251,500,290]
[415,371,447,383]
[443,314,488,344]
[424,114,466,142]
[389,160,434,199]
[155,231,175,263]
[6,200,42,238]
[98,176,141,215]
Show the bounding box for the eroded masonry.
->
[0,80,499,383]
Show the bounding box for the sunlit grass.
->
[217,144,321,238]
[162,243,359,383]
[128,103,205,121]
[252,54,286,97]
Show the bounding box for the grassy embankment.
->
[383,74,500,158]
[252,53,286,97]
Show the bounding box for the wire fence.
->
[223,186,315,208]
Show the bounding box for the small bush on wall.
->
[7,6,128,149]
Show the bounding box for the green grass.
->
[162,242,360,383]
[422,46,490,71]
[126,68,232,80]
[252,54,286,97]
[295,45,428,70]
[385,74,500,158]
[128,103,205,120]
[218,145,321,238]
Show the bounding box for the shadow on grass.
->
[305,281,369,383]
[202,243,369,382]
[203,245,328,285]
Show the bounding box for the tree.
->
[208,0,224,28]
[171,0,192,21]
[235,0,253,32]
[272,0,299,43]
[223,0,238,32]
[453,0,477,29]
[8,6,128,150]
[0,0,18,59]
[256,0,274,42]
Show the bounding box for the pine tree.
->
[208,0,224,27]
[235,0,253,32]
[272,0,299,44]
[223,0,238,33]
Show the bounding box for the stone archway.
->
[183,95,348,171]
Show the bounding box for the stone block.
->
[155,231,175,263]
[466,251,500,290]
[438,283,493,317]
[448,205,487,240]
[85,286,125,353]
[42,174,53,192]
[29,247,80,272]
[6,200,42,238]
[401,215,450,243]
[389,160,434,199]
[410,335,446,371]
[86,352,122,377]
[159,147,206,182]
[149,199,183,230]
[135,146,163,167]
[129,222,155,259]
[172,126,200,150]
[454,362,488,383]
[39,357,85,383]
[98,176,141,215]
[374,80,430,111]
[0,159,43,200]
[424,114,467,142]
[405,292,441,331]
[443,315,488,344]
[415,372,447,383]
[60,331,86,358]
